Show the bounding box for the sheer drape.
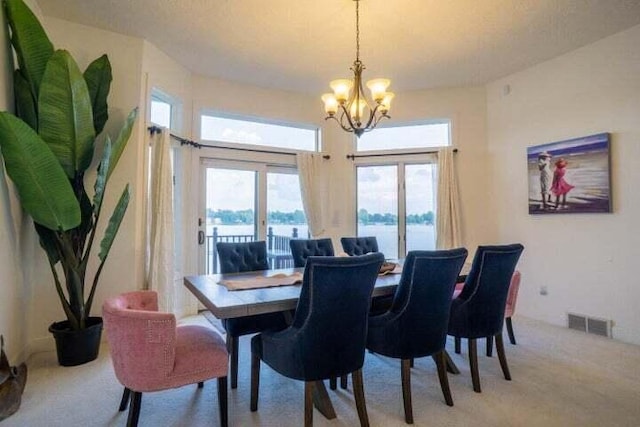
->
[436,147,462,249]
[146,129,176,313]
[296,153,326,237]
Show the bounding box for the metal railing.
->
[205,226,301,274]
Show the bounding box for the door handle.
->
[198,230,205,245]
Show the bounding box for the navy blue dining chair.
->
[341,236,392,319]
[289,238,335,268]
[340,236,379,256]
[250,253,384,427]
[366,249,468,424]
[448,244,524,393]
[215,241,288,389]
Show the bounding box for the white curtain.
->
[436,147,462,249]
[146,129,176,313]
[296,153,326,237]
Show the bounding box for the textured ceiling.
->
[36,0,640,94]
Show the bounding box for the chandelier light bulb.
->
[329,79,353,103]
[380,92,395,113]
[366,78,391,103]
[321,93,339,115]
[350,99,367,123]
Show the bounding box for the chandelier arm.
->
[338,103,359,133]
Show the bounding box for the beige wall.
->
[486,24,640,344]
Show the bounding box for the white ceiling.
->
[36,0,640,95]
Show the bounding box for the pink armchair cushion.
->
[103,291,227,392]
[504,271,521,318]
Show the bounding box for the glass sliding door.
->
[356,162,436,259]
[202,166,259,274]
[356,165,398,258]
[405,164,437,252]
[199,161,307,273]
[266,170,308,268]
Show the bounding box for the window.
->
[150,98,172,129]
[200,161,307,274]
[356,162,437,258]
[357,121,450,152]
[200,113,318,152]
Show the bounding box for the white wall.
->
[486,24,640,344]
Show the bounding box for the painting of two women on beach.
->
[527,133,611,214]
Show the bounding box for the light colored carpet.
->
[3,316,640,427]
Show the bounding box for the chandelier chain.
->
[355,0,360,62]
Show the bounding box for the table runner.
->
[218,272,304,291]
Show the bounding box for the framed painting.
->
[527,133,611,214]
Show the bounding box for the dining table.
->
[184,261,468,420]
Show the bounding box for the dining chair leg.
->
[119,387,131,411]
[126,391,142,427]
[495,333,512,381]
[401,359,413,424]
[443,350,460,375]
[218,376,228,427]
[468,338,481,393]
[352,369,370,427]
[506,317,517,345]
[305,381,315,427]
[435,351,454,406]
[198,381,204,389]
[250,352,260,411]
[486,336,494,357]
[340,375,348,389]
[329,377,337,390]
[229,336,239,389]
[454,336,461,354]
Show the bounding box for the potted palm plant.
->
[0,0,138,365]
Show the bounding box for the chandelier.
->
[321,0,394,137]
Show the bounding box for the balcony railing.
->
[205,226,300,274]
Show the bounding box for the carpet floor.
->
[3,316,640,427]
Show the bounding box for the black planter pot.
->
[48,317,103,367]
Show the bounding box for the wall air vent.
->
[567,313,612,338]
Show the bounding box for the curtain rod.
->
[346,148,458,160]
[148,125,330,159]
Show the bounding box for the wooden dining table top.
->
[184,267,402,320]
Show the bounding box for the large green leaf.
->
[98,184,129,261]
[4,0,54,98]
[93,136,111,214]
[38,50,96,178]
[13,70,37,130]
[83,55,112,135]
[0,113,80,230]
[107,108,138,181]
[34,222,60,265]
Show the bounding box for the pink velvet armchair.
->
[103,291,228,427]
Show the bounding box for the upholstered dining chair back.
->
[254,253,384,381]
[340,236,379,256]
[216,241,269,274]
[369,249,468,359]
[449,244,524,339]
[103,291,176,390]
[289,238,335,268]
